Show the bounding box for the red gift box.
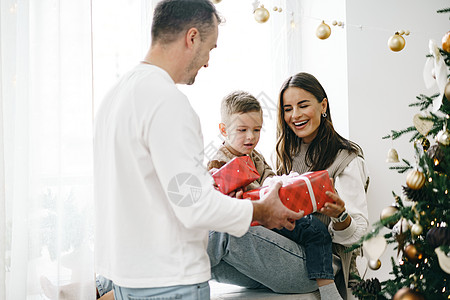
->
[212,156,260,194]
[243,170,335,226]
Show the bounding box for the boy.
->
[208,90,342,300]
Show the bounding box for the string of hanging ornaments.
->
[211,1,448,54]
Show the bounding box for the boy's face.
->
[221,111,263,156]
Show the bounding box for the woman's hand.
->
[320,190,345,218]
[321,190,351,230]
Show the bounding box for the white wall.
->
[296,0,349,138]
[299,0,449,281]
[346,0,449,281]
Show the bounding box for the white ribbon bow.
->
[423,39,449,112]
[260,172,317,212]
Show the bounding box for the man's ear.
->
[219,123,227,137]
[185,27,199,49]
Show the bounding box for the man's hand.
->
[251,181,304,230]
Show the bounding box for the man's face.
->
[184,18,218,85]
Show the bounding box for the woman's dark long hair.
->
[275,72,361,175]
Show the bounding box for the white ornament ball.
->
[368,259,382,270]
[436,128,450,146]
[411,223,423,236]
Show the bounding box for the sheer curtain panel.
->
[0,0,95,299]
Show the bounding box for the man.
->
[93,0,302,299]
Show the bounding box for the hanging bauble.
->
[211,0,222,3]
[411,223,423,236]
[406,169,425,190]
[436,127,450,146]
[316,21,331,40]
[445,81,450,101]
[442,31,450,53]
[404,244,423,263]
[388,32,406,52]
[380,205,399,228]
[363,235,387,262]
[254,5,270,23]
[368,259,381,270]
[426,227,450,249]
[413,113,433,136]
[435,247,450,274]
[393,287,425,300]
[386,148,400,162]
[417,137,430,151]
[427,144,446,172]
[272,7,282,12]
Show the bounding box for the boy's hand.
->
[251,181,304,230]
[228,188,244,199]
[208,168,219,175]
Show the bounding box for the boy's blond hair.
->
[221,91,262,125]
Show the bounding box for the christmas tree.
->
[349,9,450,300]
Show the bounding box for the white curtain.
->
[0,0,299,298]
[1,0,95,299]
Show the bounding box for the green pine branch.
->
[437,7,450,20]
[409,94,438,111]
[388,159,412,174]
[382,126,417,140]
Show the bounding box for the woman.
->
[207,72,369,299]
[275,72,369,294]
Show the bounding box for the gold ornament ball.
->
[211,0,222,3]
[404,244,423,263]
[436,128,450,146]
[442,31,450,53]
[254,6,270,23]
[368,259,381,270]
[445,81,450,102]
[393,288,425,300]
[406,169,425,190]
[316,21,331,40]
[388,33,406,52]
[380,205,399,228]
[411,223,423,236]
